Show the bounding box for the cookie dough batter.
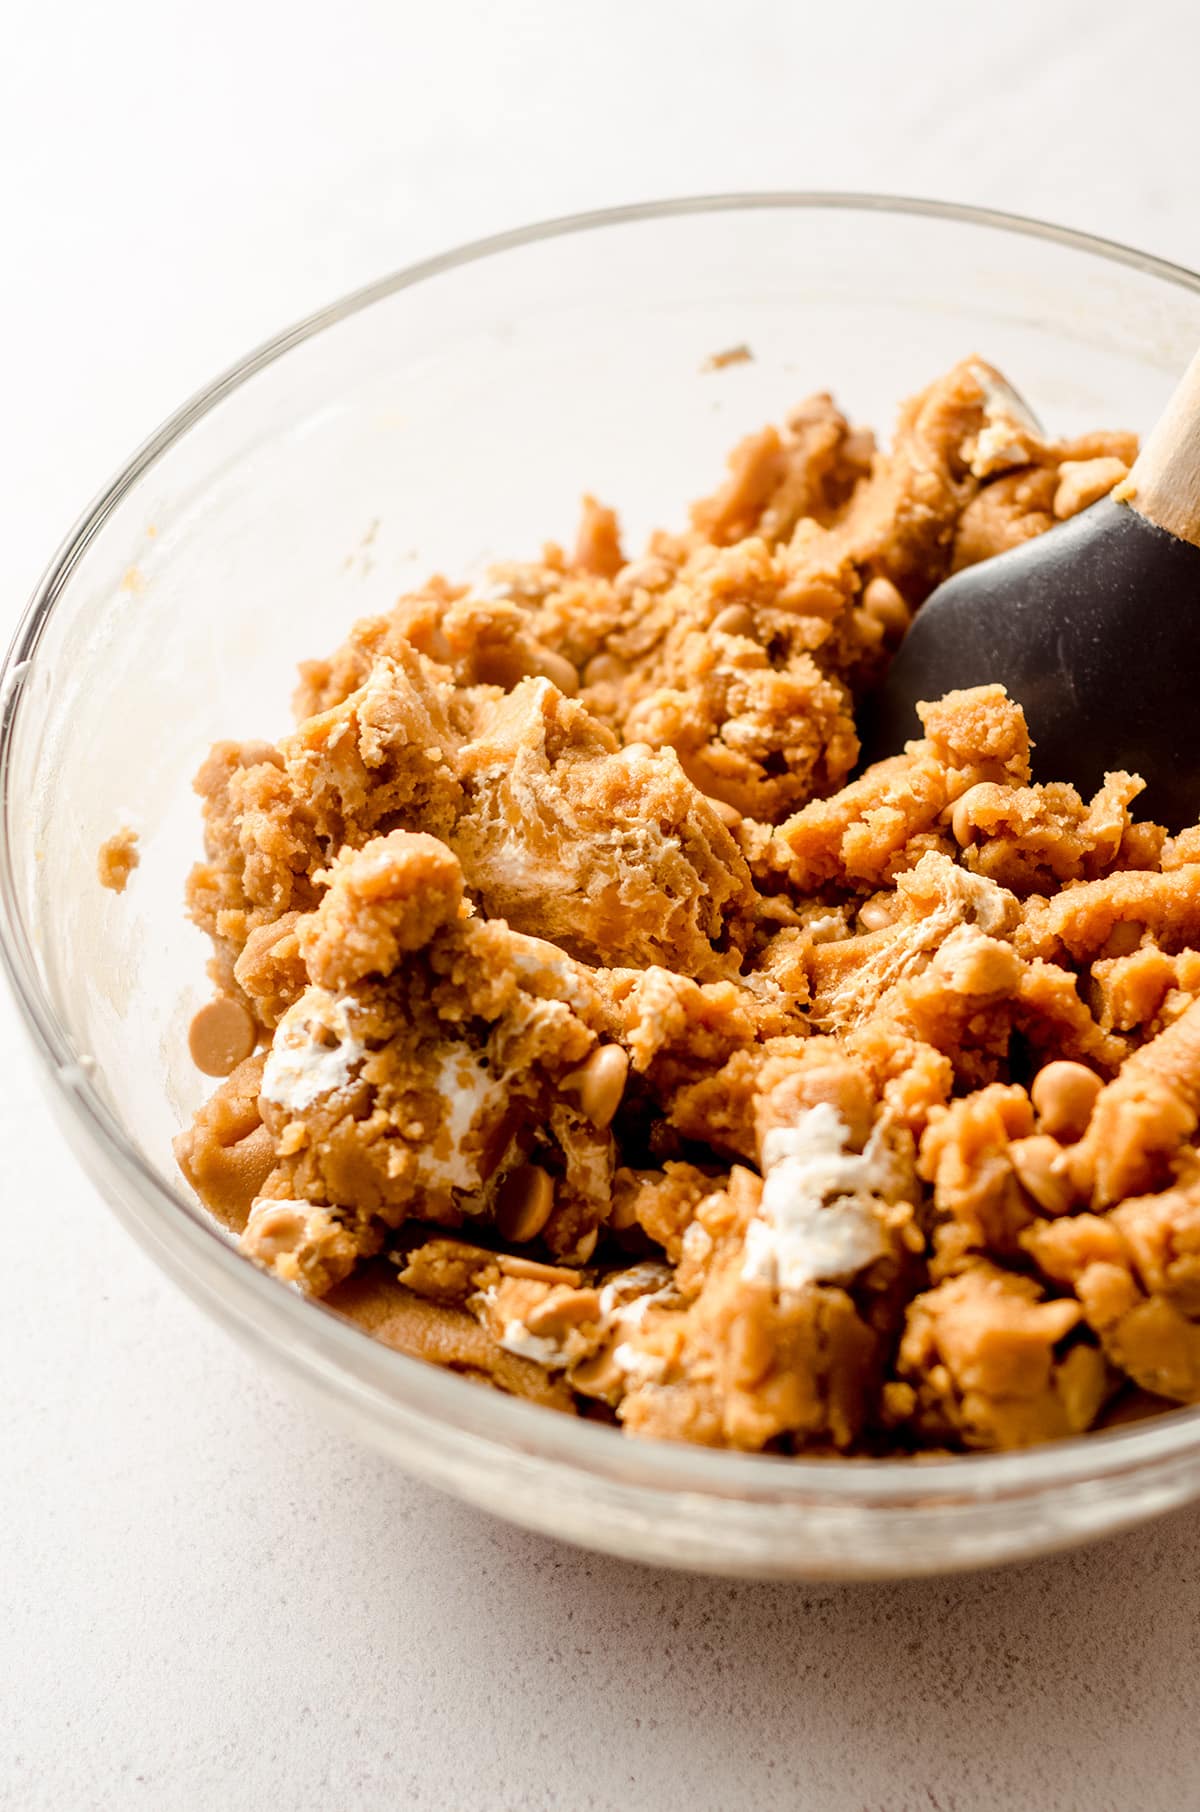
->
[175,356,1198,1455]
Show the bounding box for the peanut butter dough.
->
[98,826,139,893]
[175,356,1195,1455]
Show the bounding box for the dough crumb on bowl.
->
[702,343,754,372]
[98,826,139,893]
[170,353,1185,1459]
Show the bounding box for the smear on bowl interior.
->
[169,356,1200,1456]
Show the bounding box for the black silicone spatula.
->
[864,348,1200,829]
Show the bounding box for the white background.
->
[5,3,1200,1807]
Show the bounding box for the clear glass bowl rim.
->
[7,189,1200,1511]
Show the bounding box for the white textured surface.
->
[5,3,1200,1806]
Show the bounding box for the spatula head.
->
[863,497,1200,829]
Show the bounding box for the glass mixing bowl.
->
[6,196,1200,1580]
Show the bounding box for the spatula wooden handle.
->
[1122,345,1200,548]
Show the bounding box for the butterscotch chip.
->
[560,1045,629,1130]
[494,1165,555,1243]
[860,575,909,640]
[569,1345,624,1401]
[244,1201,305,1259]
[1009,1134,1076,1217]
[535,648,581,697]
[524,1287,602,1337]
[188,996,258,1077]
[582,653,627,686]
[1030,1061,1102,1142]
[711,603,755,637]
